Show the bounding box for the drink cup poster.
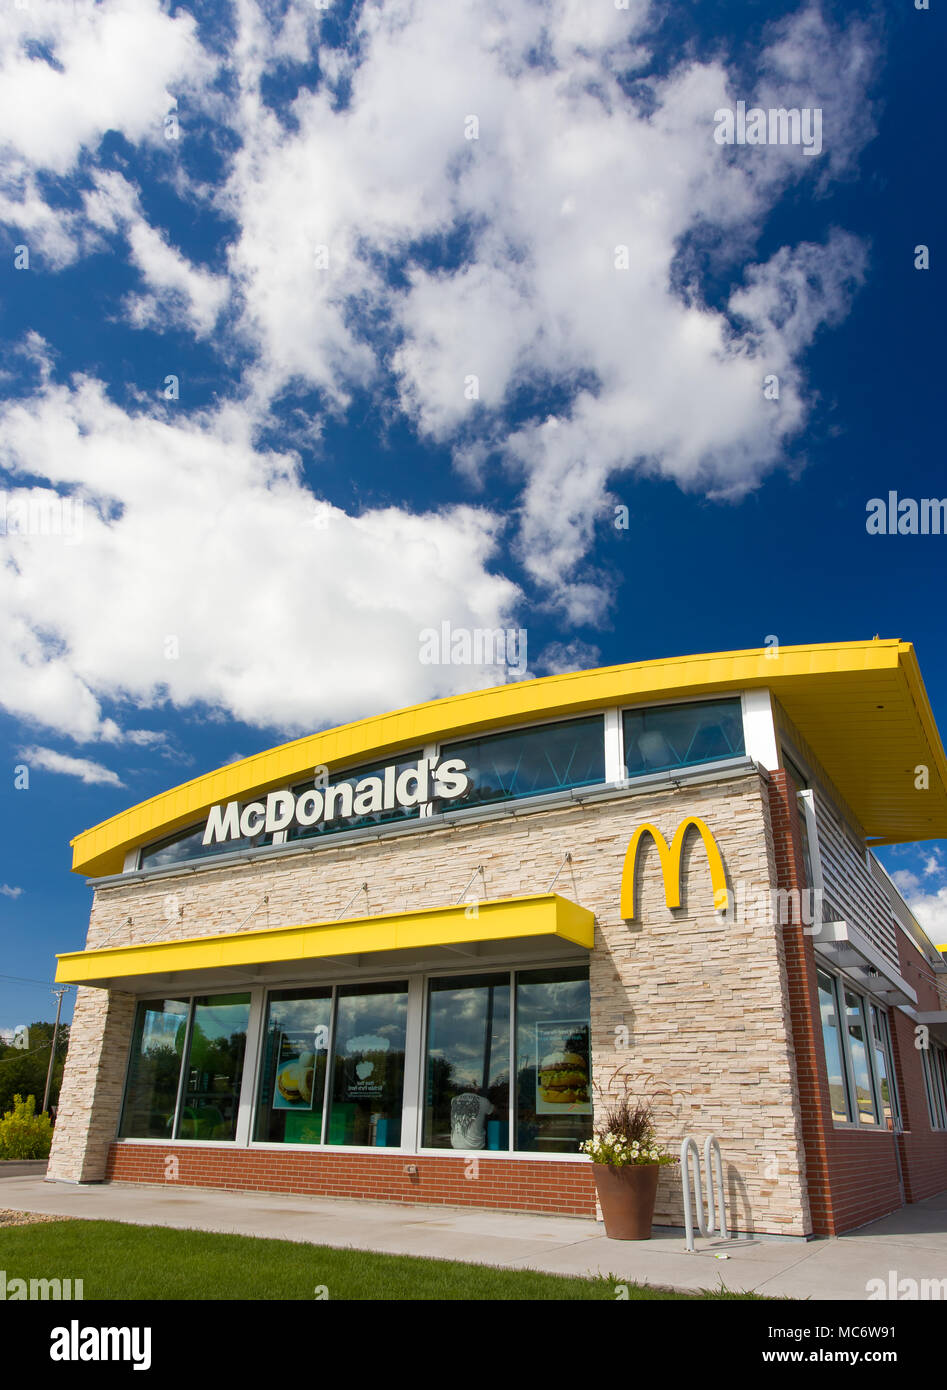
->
[535,1021,591,1114]
[273,1032,319,1110]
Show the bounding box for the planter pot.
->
[592,1162,660,1239]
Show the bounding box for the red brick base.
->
[105,1142,597,1217]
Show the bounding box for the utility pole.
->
[42,988,67,1116]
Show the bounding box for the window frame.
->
[117,991,256,1145]
[922,1040,947,1131]
[619,694,746,781]
[816,965,900,1132]
[129,693,768,874]
[117,958,593,1162]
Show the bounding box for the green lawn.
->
[0,1219,769,1300]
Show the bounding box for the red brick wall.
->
[105,1143,597,1217]
[768,771,903,1234]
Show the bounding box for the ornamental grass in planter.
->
[580,1092,678,1240]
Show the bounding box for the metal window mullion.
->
[882,1011,901,1126]
[603,708,623,784]
[862,997,885,1126]
[319,985,338,1147]
[234,987,265,1147]
[834,975,858,1124]
[414,976,432,1151]
[402,976,425,1152]
[508,970,516,1153]
[171,998,197,1141]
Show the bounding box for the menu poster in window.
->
[535,1021,591,1115]
[343,1033,388,1100]
[273,1031,318,1111]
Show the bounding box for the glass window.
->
[326,982,408,1147]
[179,994,251,1141]
[926,1045,947,1130]
[795,795,815,892]
[938,1050,947,1130]
[119,999,189,1139]
[622,698,744,777]
[843,988,878,1126]
[440,716,605,812]
[423,974,510,1150]
[254,988,333,1144]
[287,753,424,845]
[139,821,270,871]
[514,966,592,1154]
[817,970,851,1123]
[869,1003,898,1129]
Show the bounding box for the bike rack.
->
[680,1134,729,1252]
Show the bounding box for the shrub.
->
[0,1094,53,1160]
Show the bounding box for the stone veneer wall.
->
[48,768,812,1234]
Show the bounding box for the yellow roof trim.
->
[54,893,594,987]
[70,639,947,877]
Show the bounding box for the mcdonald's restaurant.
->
[48,641,947,1238]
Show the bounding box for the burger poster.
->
[273,1031,319,1110]
[535,1021,592,1115]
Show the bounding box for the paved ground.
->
[1,1168,945,1300]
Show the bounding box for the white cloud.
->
[903,886,947,946]
[20,746,124,787]
[891,869,921,896]
[0,0,211,175]
[216,0,876,614]
[0,374,521,739]
[0,884,23,899]
[534,640,603,676]
[0,0,882,728]
[83,173,229,337]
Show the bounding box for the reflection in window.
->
[441,717,605,812]
[326,982,408,1147]
[287,753,424,844]
[254,988,332,1144]
[623,699,744,777]
[870,1003,898,1129]
[139,821,271,871]
[119,999,189,1139]
[515,967,592,1154]
[817,970,850,1123]
[424,975,510,1150]
[843,988,877,1126]
[179,994,250,1141]
[924,1044,947,1130]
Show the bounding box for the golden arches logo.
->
[620,817,729,919]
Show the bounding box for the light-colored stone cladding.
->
[47,985,135,1182]
[48,769,811,1233]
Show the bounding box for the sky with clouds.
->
[1,0,944,1028]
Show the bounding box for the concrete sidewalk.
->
[2,1170,946,1300]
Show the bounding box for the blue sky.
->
[1,0,945,1031]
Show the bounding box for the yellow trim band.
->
[69,639,947,876]
[54,893,594,987]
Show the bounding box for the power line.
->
[0,974,74,989]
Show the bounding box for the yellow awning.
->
[54,893,594,991]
